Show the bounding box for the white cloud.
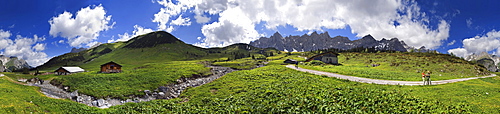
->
[32,43,45,51]
[0,30,13,49]
[49,4,114,47]
[170,15,192,26]
[0,31,49,67]
[186,0,449,48]
[448,30,500,57]
[466,18,473,28]
[194,14,210,24]
[110,25,154,43]
[448,48,470,58]
[152,0,450,48]
[152,0,197,31]
[447,40,456,46]
[0,29,12,39]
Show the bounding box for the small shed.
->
[283,59,298,64]
[100,61,122,73]
[305,51,340,64]
[54,67,85,75]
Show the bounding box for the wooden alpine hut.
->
[54,67,85,75]
[305,51,340,64]
[100,61,122,73]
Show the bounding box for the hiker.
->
[295,61,299,68]
[422,71,431,85]
[425,71,432,85]
[422,72,426,84]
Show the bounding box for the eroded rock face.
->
[466,52,500,72]
[249,32,408,52]
[0,55,31,72]
[29,66,235,108]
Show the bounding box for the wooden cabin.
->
[54,67,85,75]
[100,61,122,73]
[305,51,340,64]
[283,59,298,64]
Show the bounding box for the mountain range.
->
[0,55,31,72]
[249,31,409,52]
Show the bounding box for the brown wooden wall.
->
[100,63,122,73]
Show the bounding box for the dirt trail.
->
[286,65,497,85]
[0,73,31,86]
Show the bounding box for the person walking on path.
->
[423,71,432,85]
[295,61,299,68]
[422,72,426,84]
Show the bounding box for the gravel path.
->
[286,65,497,85]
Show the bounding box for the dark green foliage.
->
[98,48,112,55]
[124,31,181,48]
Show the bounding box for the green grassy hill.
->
[29,31,280,99]
[36,31,279,72]
[300,52,491,81]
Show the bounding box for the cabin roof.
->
[56,67,85,73]
[100,61,122,67]
[305,51,340,62]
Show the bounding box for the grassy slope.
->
[2,58,498,113]
[301,52,491,81]
[104,65,499,113]
[0,76,98,113]
[51,61,211,99]
[21,32,281,99]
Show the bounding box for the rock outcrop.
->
[249,32,408,52]
[466,52,500,72]
[70,48,87,53]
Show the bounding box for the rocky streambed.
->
[27,66,235,108]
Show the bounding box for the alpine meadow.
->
[2,0,500,113]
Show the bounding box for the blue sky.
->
[0,0,499,66]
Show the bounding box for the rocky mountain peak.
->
[0,55,31,72]
[465,52,500,72]
[310,31,320,37]
[249,31,408,52]
[70,48,88,53]
[359,34,376,42]
[271,32,283,39]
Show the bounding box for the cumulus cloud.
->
[49,4,114,47]
[110,25,154,43]
[0,30,49,66]
[447,48,469,58]
[448,30,500,57]
[447,40,456,46]
[0,30,13,49]
[153,0,450,48]
[152,0,197,31]
[170,15,192,26]
[194,14,210,24]
[163,0,449,48]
